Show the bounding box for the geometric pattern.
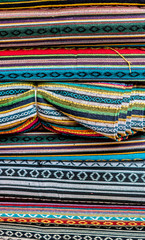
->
[0,224,145,240]
[0,9,145,46]
[0,202,145,228]
[3,82,145,140]
[1,131,145,156]
[1,4,145,240]
[0,166,145,183]
[0,157,144,202]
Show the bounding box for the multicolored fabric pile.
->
[0,1,145,240]
[0,132,145,239]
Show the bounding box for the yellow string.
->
[109,47,132,73]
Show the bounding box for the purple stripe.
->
[0,40,145,48]
[1,61,145,67]
[1,13,145,24]
[0,142,144,151]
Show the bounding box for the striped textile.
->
[2,82,145,140]
[0,132,144,202]
[0,82,40,135]
[0,0,144,10]
[0,7,145,47]
[38,81,145,140]
[0,47,145,81]
[0,2,145,239]
[0,202,144,227]
[0,154,145,201]
[1,6,145,19]
[0,132,145,204]
[0,131,145,155]
[1,224,145,240]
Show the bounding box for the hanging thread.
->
[109,47,132,73]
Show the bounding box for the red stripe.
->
[0,47,144,56]
[0,202,145,210]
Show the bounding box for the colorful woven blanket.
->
[0,1,145,239]
[0,47,145,81]
[1,82,145,141]
[0,223,145,240]
[0,131,145,202]
[0,202,145,227]
[0,6,145,47]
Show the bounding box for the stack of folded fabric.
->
[0,1,145,240]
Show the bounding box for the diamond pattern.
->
[103,173,113,182]
[128,173,139,183]
[78,171,87,180]
[116,173,126,182]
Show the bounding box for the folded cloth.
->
[0,0,144,10]
[0,138,145,201]
[0,47,145,81]
[1,82,145,140]
[0,82,40,134]
[0,6,145,47]
[1,223,145,240]
[0,202,145,228]
[0,131,145,155]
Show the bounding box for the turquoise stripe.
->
[0,213,144,222]
[0,67,144,81]
[0,152,144,161]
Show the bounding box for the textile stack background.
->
[0,1,145,240]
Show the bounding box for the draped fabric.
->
[1,81,145,141]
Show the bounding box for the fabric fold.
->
[1,224,145,240]
[0,82,145,141]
